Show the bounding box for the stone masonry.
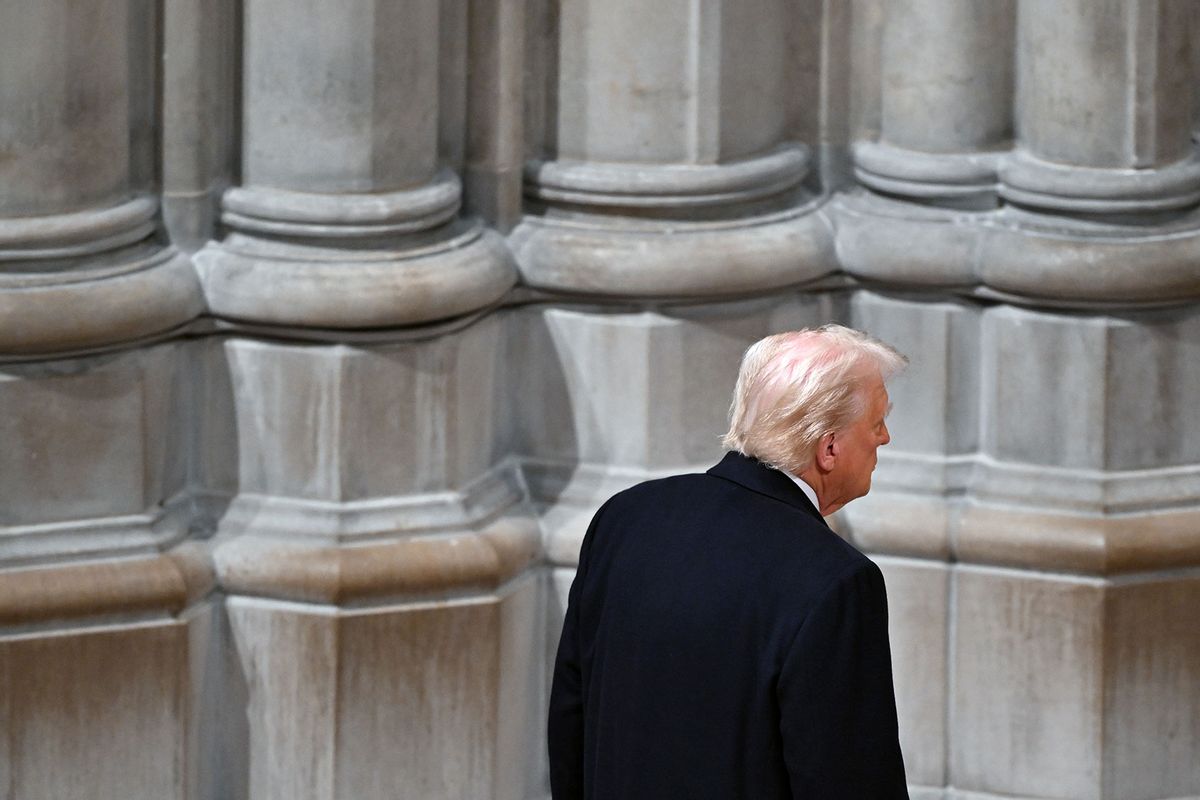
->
[1,1,1198,798]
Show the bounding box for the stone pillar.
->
[949,304,1200,800]
[977,0,1200,304]
[842,291,979,796]
[1003,0,1198,214]
[0,3,211,795]
[0,0,202,356]
[855,0,1015,207]
[195,0,516,329]
[839,0,1200,308]
[0,342,218,799]
[201,318,542,800]
[511,0,836,297]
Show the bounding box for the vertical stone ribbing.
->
[463,0,527,231]
[162,0,238,252]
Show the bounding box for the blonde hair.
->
[722,325,907,473]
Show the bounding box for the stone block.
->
[517,294,842,566]
[875,556,949,791]
[0,613,207,799]
[512,294,835,471]
[0,344,187,561]
[980,305,1110,470]
[850,291,979,459]
[227,575,540,800]
[222,320,503,504]
[1101,306,1200,471]
[951,565,1200,799]
[1102,573,1200,799]
[952,566,1105,799]
[976,305,1200,514]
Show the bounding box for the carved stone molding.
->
[834,191,1200,306]
[509,196,838,298]
[1000,148,1200,214]
[853,142,1002,205]
[210,462,526,544]
[195,224,515,329]
[524,144,810,211]
[214,515,539,605]
[0,247,203,357]
[0,542,214,628]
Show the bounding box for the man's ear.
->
[814,431,838,471]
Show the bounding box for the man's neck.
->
[781,470,822,517]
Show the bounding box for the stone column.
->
[0,0,202,356]
[948,304,1200,800]
[1003,0,1198,214]
[0,3,211,795]
[198,319,542,800]
[838,0,1015,290]
[511,0,836,297]
[854,0,1015,207]
[195,0,516,329]
[840,0,1200,308]
[191,7,532,797]
[975,0,1200,304]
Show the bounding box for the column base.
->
[834,190,1200,306]
[853,141,1002,209]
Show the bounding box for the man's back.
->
[548,451,909,799]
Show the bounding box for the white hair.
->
[722,325,907,474]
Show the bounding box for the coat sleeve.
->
[776,559,910,799]
[547,506,605,800]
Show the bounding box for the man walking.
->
[548,325,910,799]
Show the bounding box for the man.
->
[548,325,910,799]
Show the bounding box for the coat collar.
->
[707,451,827,526]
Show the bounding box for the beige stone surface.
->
[215,516,539,604]
[952,566,1105,798]
[228,576,539,800]
[0,618,195,799]
[1103,573,1200,800]
[0,544,212,626]
[876,556,949,790]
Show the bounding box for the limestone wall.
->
[1,1,1198,798]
